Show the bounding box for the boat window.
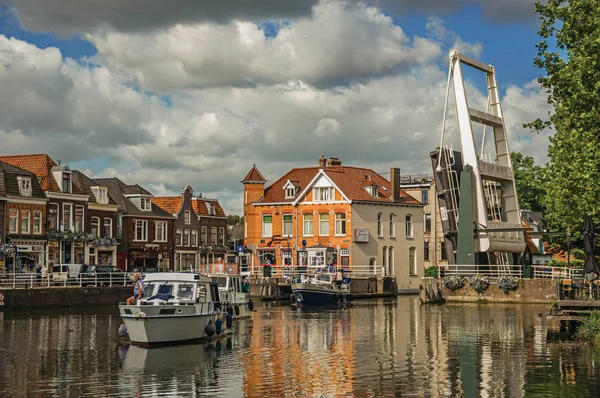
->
[211,277,228,288]
[157,284,174,295]
[197,284,208,302]
[316,274,331,282]
[178,284,195,300]
[143,283,156,298]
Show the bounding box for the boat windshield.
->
[177,283,195,300]
[316,274,332,283]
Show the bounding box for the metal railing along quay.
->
[440,264,584,280]
[0,273,130,289]
[241,264,389,279]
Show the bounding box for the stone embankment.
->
[420,278,557,304]
[0,286,131,308]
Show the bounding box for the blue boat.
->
[291,267,352,306]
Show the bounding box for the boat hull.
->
[291,283,352,306]
[120,304,227,347]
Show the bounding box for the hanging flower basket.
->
[444,275,465,291]
[0,244,17,256]
[469,274,490,293]
[497,276,520,295]
[46,229,116,246]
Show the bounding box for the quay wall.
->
[249,276,401,301]
[421,278,558,303]
[0,286,131,308]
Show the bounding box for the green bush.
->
[425,266,439,278]
[571,248,585,260]
[577,311,600,344]
[546,258,585,268]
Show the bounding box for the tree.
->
[526,0,600,238]
[511,151,547,213]
[227,215,243,226]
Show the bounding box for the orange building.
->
[243,157,425,287]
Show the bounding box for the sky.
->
[0,0,553,216]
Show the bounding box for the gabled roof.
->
[72,170,117,205]
[242,164,267,183]
[258,165,420,205]
[0,153,61,192]
[0,160,45,199]
[93,177,173,218]
[153,197,184,216]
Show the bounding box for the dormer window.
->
[285,187,296,198]
[141,197,152,210]
[366,186,379,197]
[209,203,216,215]
[62,172,71,193]
[17,176,32,196]
[91,186,108,204]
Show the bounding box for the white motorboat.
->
[119,272,230,347]
[291,267,353,306]
[209,273,253,319]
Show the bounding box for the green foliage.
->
[469,274,490,293]
[570,248,585,260]
[424,265,439,278]
[227,215,243,226]
[546,258,585,268]
[527,0,600,245]
[577,311,600,344]
[511,152,547,213]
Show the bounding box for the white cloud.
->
[0,3,551,216]
[87,1,442,90]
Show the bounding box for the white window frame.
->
[425,213,431,233]
[377,212,383,237]
[285,187,295,198]
[33,210,43,235]
[62,203,73,231]
[191,229,198,247]
[91,217,101,238]
[184,229,190,246]
[201,226,207,245]
[409,247,417,275]
[104,218,113,238]
[141,197,152,211]
[366,186,379,197]
[21,209,30,234]
[155,221,167,242]
[48,203,59,230]
[303,214,314,237]
[282,214,293,237]
[74,205,84,232]
[211,227,217,245]
[134,219,148,242]
[219,227,225,246]
[389,214,395,238]
[184,211,191,225]
[9,208,18,233]
[318,213,329,236]
[406,215,413,238]
[421,189,429,204]
[176,228,182,246]
[62,172,72,193]
[313,187,334,202]
[17,176,32,196]
[335,213,346,236]
[262,215,273,238]
[92,187,108,204]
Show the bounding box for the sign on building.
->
[354,229,369,243]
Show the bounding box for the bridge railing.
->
[245,264,389,279]
[439,264,584,279]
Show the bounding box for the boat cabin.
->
[140,273,219,305]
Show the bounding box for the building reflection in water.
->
[3,299,600,396]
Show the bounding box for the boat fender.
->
[205,321,216,337]
[215,318,223,335]
[118,324,128,336]
[234,304,240,316]
[226,313,233,328]
[248,299,254,311]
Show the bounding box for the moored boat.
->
[291,267,352,306]
[119,272,230,347]
[209,273,253,319]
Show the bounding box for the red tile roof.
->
[242,165,267,183]
[259,165,421,205]
[0,154,61,192]
[153,196,226,217]
[152,197,182,215]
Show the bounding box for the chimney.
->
[390,167,401,201]
[327,157,342,167]
[318,155,326,167]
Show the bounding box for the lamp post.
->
[567,228,572,267]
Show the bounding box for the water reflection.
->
[2,299,600,397]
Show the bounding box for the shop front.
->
[129,246,171,271]
[5,241,46,272]
[175,251,197,271]
[88,246,117,266]
[47,240,85,266]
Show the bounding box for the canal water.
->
[1,297,599,397]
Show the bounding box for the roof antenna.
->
[57,160,61,166]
